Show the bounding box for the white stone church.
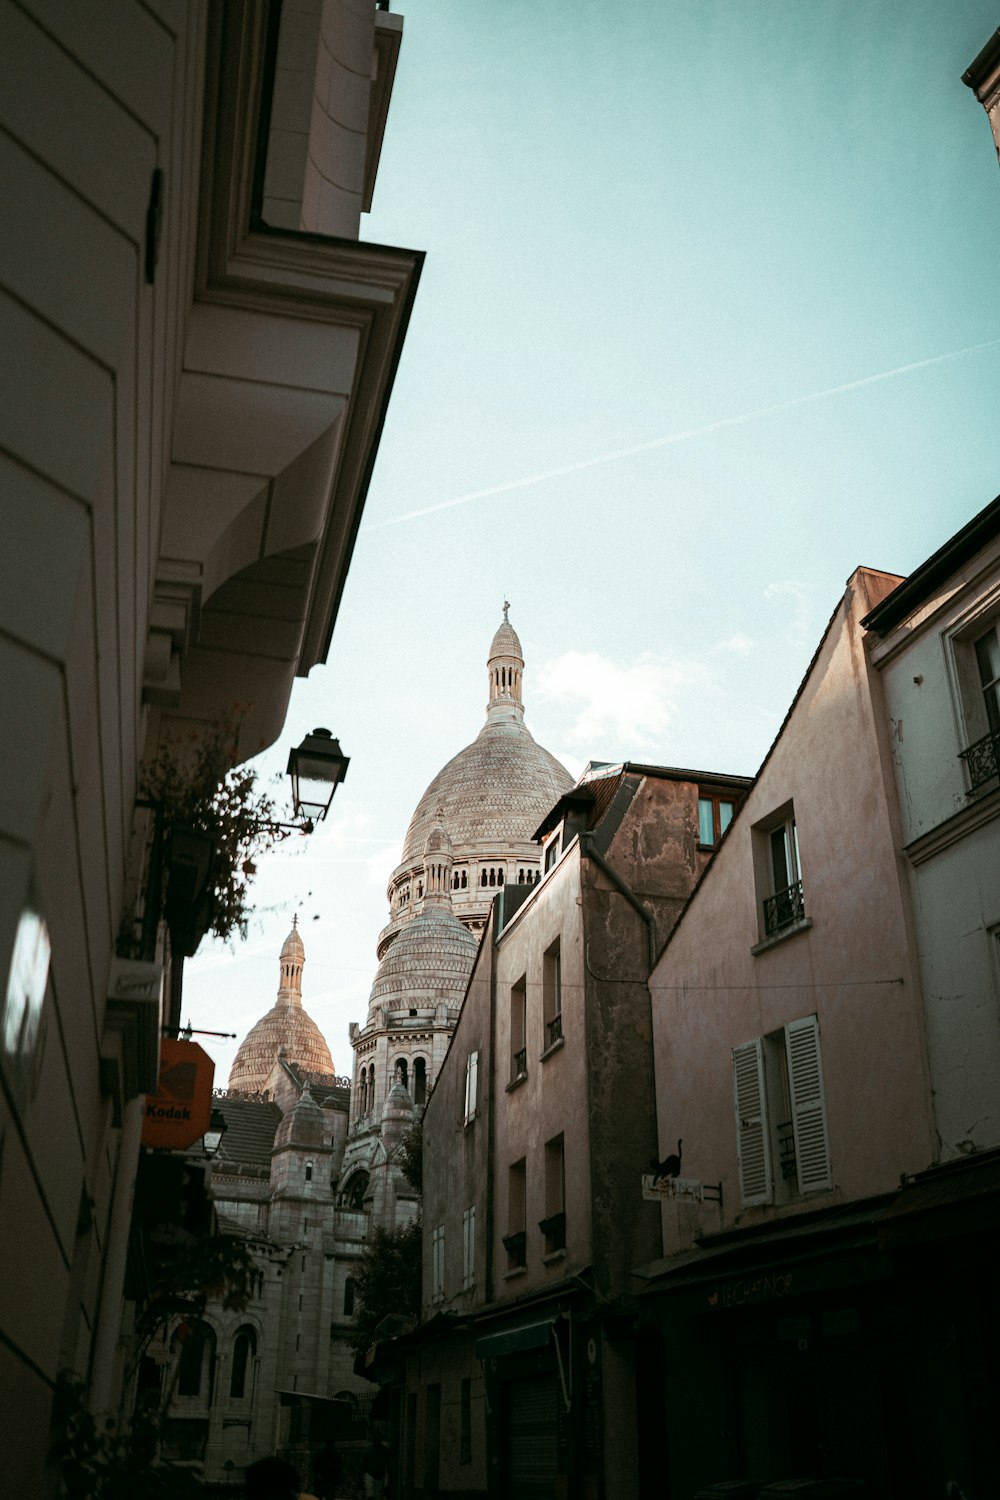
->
[156,613,572,1484]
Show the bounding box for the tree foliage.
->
[350,1220,422,1352]
[396,1118,422,1192]
[52,1374,203,1500]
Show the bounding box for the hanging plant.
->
[138,716,293,947]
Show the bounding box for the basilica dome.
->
[379,607,573,956]
[228,921,334,1093]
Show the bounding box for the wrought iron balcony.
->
[545,1013,563,1048]
[777,1119,797,1182]
[511,1046,527,1081]
[960,730,1000,793]
[539,1211,566,1252]
[763,878,805,936]
[502,1230,526,1268]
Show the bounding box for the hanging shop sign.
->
[141,1038,214,1150]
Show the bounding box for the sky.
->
[185,0,1000,1085]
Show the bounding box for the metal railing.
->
[762,879,805,936]
[777,1120,797,1182]
[539,1211,566,1252]
[503,1230,527,1268]
[511,1047,527,1081]
[960,730,1000,793]
[545,1013,563,1048]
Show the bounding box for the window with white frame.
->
[509,977,527,1084]
[462,1205,476,1289]
[464,1050,479,1124]
[754,805,806,940]
[431,1224,445,1302]
[959,623,1000,792]
[542,938,562,1051]
[733,1014,831,1206]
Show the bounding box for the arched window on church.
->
[343,1171,369,1211]
[230,1325,257,1400]
[497,868,504,886]
[481,870,488,887]
[305,1160,313,1183]
[413,1056,427,1106]
[461,870,468,888]
[173,1320,216,1404]
[366,1065,375,1114]
[394,1057,409,1091]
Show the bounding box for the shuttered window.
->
[784,1014,832,1192]
[733,1038,772,1206]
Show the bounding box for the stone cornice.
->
[904,785,1000,866]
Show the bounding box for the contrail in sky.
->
[366,337,1000,530]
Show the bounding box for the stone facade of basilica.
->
[160,612,571,1484]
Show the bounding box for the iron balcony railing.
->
[545,1013,563,1048]
[763,878,805,936]
[502,1230,527,1267]
[539,1211,566,1253]
[512,1047,527,1081]
[777,1119,797,1182]
[960,730,1000,793]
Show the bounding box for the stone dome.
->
[368,903,478,1017]
[400,718,572,865]
[228,923,334,1093]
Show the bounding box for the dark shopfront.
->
[475,1301,613,1500]
[635,1196,1000,1500]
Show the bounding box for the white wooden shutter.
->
[464,1050,478,1124]
[784,1015,832,1193]
[732,1038,772,1205]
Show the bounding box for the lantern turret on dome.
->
[421,813,455,909]
[486,599,524,719]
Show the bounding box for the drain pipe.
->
[578,833,657,971]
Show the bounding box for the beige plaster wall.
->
[869,539,1000,1156]
[650,571,935,1255]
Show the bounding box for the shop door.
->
[506,1373,558,1498]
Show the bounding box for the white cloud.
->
[535,650,712,754]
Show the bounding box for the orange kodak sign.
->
[141,1038,214,1150]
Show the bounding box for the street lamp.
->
[202,1106,228,1158]
[286,728,349,824]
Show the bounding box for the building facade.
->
[399,759,750,1500]
[0,2,420,1491]
[641,534,1000,1498]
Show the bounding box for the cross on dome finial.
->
[503,599,510,623]
[292,912,298,930]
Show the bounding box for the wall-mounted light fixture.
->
[286,728,349,824]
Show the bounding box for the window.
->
[304,1160,313,1183]
[344,1277,356,1316]
[504,1158,527,1270]
[754,807,806,940]
[229,1325,257,1400]
[509,977,527,1084]
[462,1205,476,1289]
[431,1225,445,1302]
[414,1056,427,1106]
[464,1050,479,1125]
[961,625,1000,791]
[174,1321,216,1403]
[698,792,736,848]
[543,939,562,1051]
[732,1014,831,1206]
[460,1377,472,1464]
[544,834,560,873]
[540,1135,566,1254]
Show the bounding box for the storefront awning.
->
[475,1317,556,1360]
[878,1152,1000,1249]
